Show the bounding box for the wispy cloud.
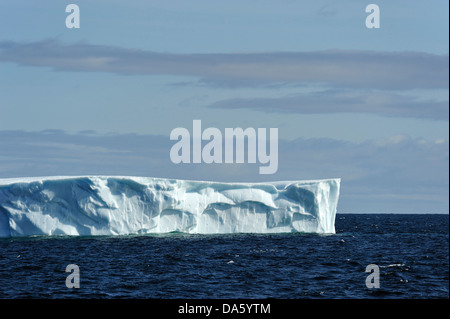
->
[0,39,448,90]
[317,4,338,16]
[208,89,449,120]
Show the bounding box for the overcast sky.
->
[0,0,448,213]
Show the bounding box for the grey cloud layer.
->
[0,130,448,213]
[0,39,448,90]
[209,89,449,120]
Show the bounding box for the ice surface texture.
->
[0,176,340,237]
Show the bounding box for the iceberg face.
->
[0,176,340,237]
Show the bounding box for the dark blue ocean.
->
[0,214,448,299]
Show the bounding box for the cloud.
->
[0,130,169,178]
[0,39,448,90]
[317,4,338,16]
[278,134,449,212]
[0,130,448,213]
[208,89,449,120]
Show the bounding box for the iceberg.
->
[0,176,340,237]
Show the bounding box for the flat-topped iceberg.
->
[0,176,340,237]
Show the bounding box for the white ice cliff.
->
[0,176,340,237]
